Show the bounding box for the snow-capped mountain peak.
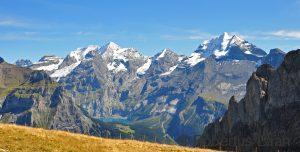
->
[70,45,100,61]
[156,48,171,60]
[101,42,143,61]
[38,55,62,62]
[219,32,232,50]
[100,42,121,53]
[99,42,145,73]
[50,45,100,79]
[229,35,245,45]
[196,32,265,59]
[154,48,179,61]
[196,32,236,58]
[31,55,63,72]
[184,32,267,66]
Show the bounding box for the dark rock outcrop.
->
[262,48,286,68]
[0,57,4,63]
[15,59,33,67]
[198,50,300,151]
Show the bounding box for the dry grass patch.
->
[0,124,216,152]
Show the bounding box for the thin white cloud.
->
[161,30,211,41]
[0,19,28,27]
[75,31,96,36]
[188,35,204,40]
[161,35,182,40]
[161,34,202,40]
[270,30,300,39]
[226,30,300,41]
[0,31,66,41]
[0,32,39,41]
[186,30,212,40]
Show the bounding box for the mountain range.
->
[1,32,286,146]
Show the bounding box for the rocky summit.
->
[15,59,33,67]
[0,33,287,146]
[0,57,4,64]
[198,50,300,151]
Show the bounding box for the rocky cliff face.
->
[0,68,97,133]
[0,60,32,102]
[61,51,119,118]
[198,50,300,151]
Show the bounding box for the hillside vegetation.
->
[0,124,215,152]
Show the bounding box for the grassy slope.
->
[0,124,215,152]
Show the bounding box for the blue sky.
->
[1,0,300,63]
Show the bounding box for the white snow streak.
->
[136,58,152,75]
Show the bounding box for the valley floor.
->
[0,124,215,152]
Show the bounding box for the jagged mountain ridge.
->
[21,33,283,80]
[4,32,287,146]
[198,50,300,151]
[15,59,33,67]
